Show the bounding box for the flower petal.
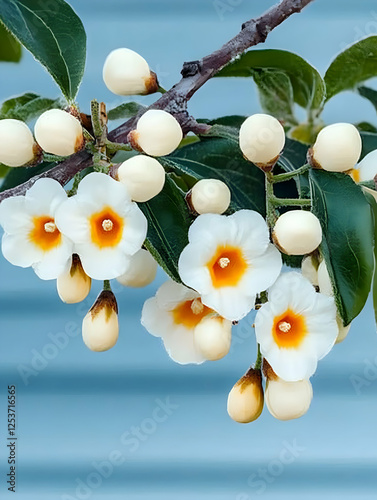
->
[25,178,67,216]
[162,326,206,365]
[1,232,41,268]
[0,196,32,234]
[76,172,131,211]
[77,244,131,280]
[33,237,73,280]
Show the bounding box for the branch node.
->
[181,60,201,78]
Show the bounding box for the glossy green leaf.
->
[358,86,377,113]
[216,49,325,114]
[356,121,377,134]
[166,137,266,216]
[365,192,377,325]
[325,36,377,102]
[0,21,21,62]
[277,138,310,197]
[251,69,297,125]
[0,92,61,121]
[309,169,374,325]
[107,102,146,121]
[140,175,191,282]
[0,161,56,192]
[360,131,377,158]
[0,164,11,179]
[0,0,86,101]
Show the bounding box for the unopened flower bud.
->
[227,368,264,423]
[57,254,91,304]
[265,377,313,421]
[194,315,232,361]
[128,110,183,157]
[190,179,231,215]
[117,155,165,202]
[272,210,322,255]
[239,114,285,168]
[35,109,84,156]
[0,119,37,167]
[116,249,157,288]
[301,255,319,287]
[103,48,158,96]
[311,123,361,172]
[317,260,333,296]
[336,316,351,344]
[82,290,119,352]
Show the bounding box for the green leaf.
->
[309,169,374,325]
[216,49,325,115]
[0,92,61,121]
[0,21,21,62]
[365,192,377,324]
[251,69,297,125]
[356,121,377,134]
[360,131,377,158]
[0,164,11,179]
[325,36,377,102]
[140,175,191,282]
[358,86,377,113]
[277,138,310,197]
[107,102,146,121]
[0,0,86,101]
[166,137,266,216]
[0,161,56,192]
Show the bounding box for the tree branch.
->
[0,0,315,203]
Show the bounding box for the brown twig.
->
[0,0,315,202]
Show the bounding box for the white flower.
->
[82,290,119,352]
[55,172,147,280]
[190,179,231,215]
[57,254,91,304]
[0,178,73,279]
[117,155,165,202]
[272,210,322,256]
[227,368,264,423]
[178,210,282,321]
[255,272,338,381]
[350,149,377,183]
[141,280,223,364]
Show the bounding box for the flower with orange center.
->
[55,173,147,280]
[141,280,231,364]
[0,178,73,279]
[255,272,338,381]
[178,210,282,321]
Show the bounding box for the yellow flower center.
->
[272,309,307,348]
[207,245,247,288]
[29,216,61,251]
[350,168,360,183]
[90,207,124,249]
[172,298,212,328]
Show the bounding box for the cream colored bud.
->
[116,249,157,288]
[0,119,36,167]
[35,109,84,156]
[190,179,231,215]
[103,48,158,96]
[312,123,361,172]
[301,255,319,287]
[117,155,165,202]
[265,377,313,421]
[336,315,351,344]
[57,254,91,304]
[239,113,285,166]
[356,149,377,182]
[317,260,333,296]
[82,290,119,352]
[128,110,183,157]
[194,315,232,361]
[272,210,322,255]
[227,368,264,423]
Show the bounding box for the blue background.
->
[1,1,377,499]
